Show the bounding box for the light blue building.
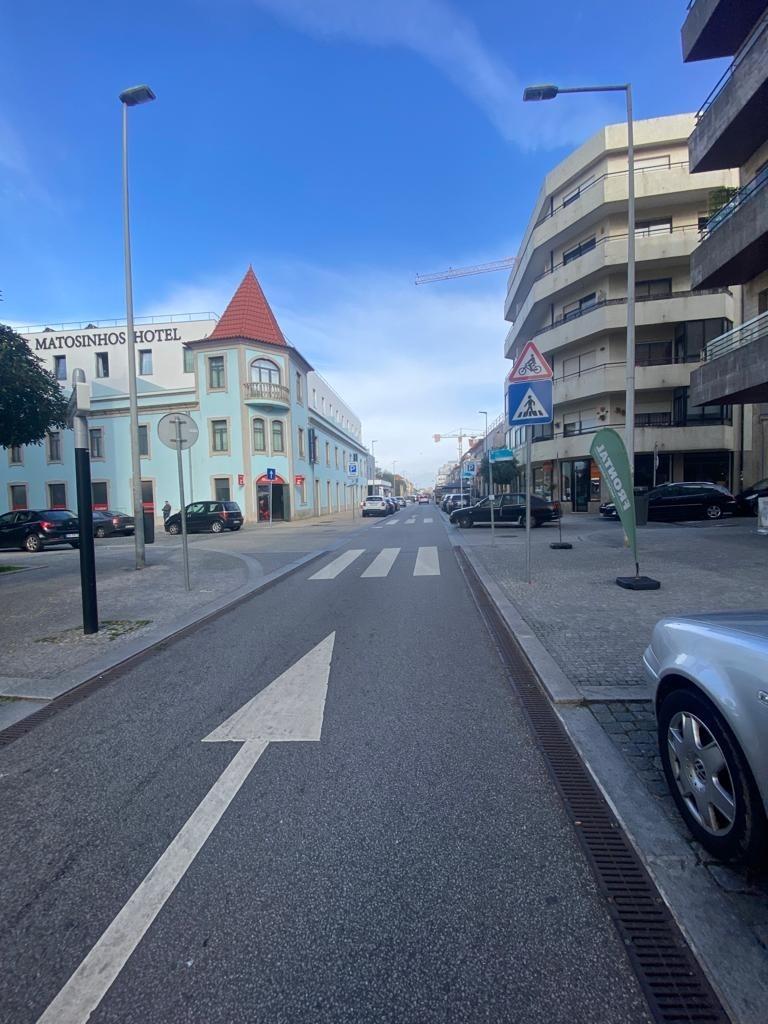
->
[6,268,370,523]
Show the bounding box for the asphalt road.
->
[0,508,652,1023]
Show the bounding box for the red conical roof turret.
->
[209,266,286,346]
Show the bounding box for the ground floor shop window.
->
[559,459,594,511]
[48,483,67,509]
[683,452,731,489]
[92,481,109,510]
[533,463,553,498]
[635,452,671,489]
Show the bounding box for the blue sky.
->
[1,0,726,484]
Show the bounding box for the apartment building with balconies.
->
[503,114,744,511]
[682,0,768,485]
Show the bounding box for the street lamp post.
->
[392,460,397,497]
[479,410,495,544]
[524,83,636,482]
[369,440,378,493]
[119,84,156,570]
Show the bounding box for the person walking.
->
[162,499,172,523]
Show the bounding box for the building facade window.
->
[53,355,67,381]
[253,417,266,452]
[95,352,110,378]
[562,236,596,265]
[138,424,150,457]
[297,478,307,504]
[89,427,104,459]
[674,318,732,364]
[635,218,672,237]
[636,278,672,300]
[183,347,195,373]
[47,431,62,462]
[10,484,28,510]
[635,341,673,366]
[295,372,303,403]
[673,386,732,426]
[48,482,67,508]
[325,441,330,466]
[213,477,231,501]
[271,420,285,453]
[92,481,109,508]
[312,388,317,408]
[208,355,226,390]
[250,358,280,385]
[138,349,153,375]
[334,446,339,468]
[298,427,306,458]
[9,444,23,465]
[211,419,229,453]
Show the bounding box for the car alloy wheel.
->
[457,516,472,528]
[24,533,43,552]
[95,526,107,538]
[705,504,723,520]
[168,523,181,536]
[658,688,768,865]
[210,520,224,533]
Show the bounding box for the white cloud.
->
[146,259,510,486]
[247,0,615,149]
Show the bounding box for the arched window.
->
[272,420,285,453]
[250,358,280,385]
[253,417,266,452]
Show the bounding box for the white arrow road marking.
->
[424,518,433,523]
[37,634,336,1024]
[414,546,440,576]
[361,548,399,578]
[309,549,365,579]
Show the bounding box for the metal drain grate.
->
[456,548,731,1024]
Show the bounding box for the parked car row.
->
[361,495,404,517]
[601,481,736,522]
[440,493,473,514]
[0,508,138,552]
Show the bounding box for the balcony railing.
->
[243,381,290,404]
[696,13,768,119]
[701,165,768,239]
[704,309,768,362]
[635,412,672,428]
[529,287,731,338]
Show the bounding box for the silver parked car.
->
[644,612,768,866]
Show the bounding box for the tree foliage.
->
[0,324,68,448]
[477,452,519,488]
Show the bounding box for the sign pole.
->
[525,427,532,584]
[174,417,191,592]
[70,370,99,634]
[269,482,273,526]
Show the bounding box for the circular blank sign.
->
[158,412,199,450]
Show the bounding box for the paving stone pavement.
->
[452,513,768,941]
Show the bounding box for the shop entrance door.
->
[560,460,590,512]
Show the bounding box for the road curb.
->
[453,531,768,1024]
[0,546,333,744]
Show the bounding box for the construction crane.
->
[415,255,517,286]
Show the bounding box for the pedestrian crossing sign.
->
[508,379,553,426]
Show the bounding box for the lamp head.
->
[119,85,156,106]
[523,84,559,102]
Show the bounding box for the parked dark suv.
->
[0,509,80,552]
[165,501,243,535]
[600,482,736,522]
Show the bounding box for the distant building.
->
[4,268,368,522]
[682,0,768,485]
[504,114,743,511]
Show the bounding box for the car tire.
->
[704,503,723,520]
[24,533,43,553]
[533,517,543,528]
[232,524,242,531]
[167,523,181,536]
[95,526,107,539]
[69,542,80,549]
[658,688,768,866]
[210,520,224,534]
[457,516,472,529]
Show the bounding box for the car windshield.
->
[750,479,768,491]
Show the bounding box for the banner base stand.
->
[550,542,573,549]
[616,575,660,591]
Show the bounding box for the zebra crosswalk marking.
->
[361,548,400,578]
[309,549,365,580]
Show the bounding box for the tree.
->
[477,452,519,490]
[0,324,68,448]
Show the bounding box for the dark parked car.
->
[450,493,561,528]
[735,478,768,516]
[600,482,736,522]
[92,510,135,538]
[0,509,80,552]
[165,500,243,535]
[444,493,474,514]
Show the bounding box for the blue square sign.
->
[508,379,553,426]
[266,467,277,481]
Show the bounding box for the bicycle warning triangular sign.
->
[509,341,552,382]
